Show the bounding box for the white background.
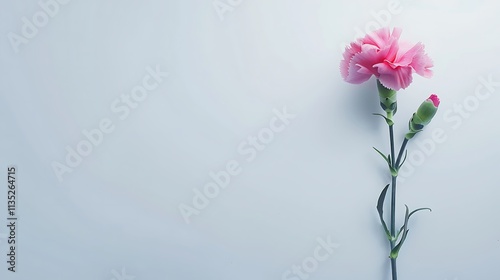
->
[1,0,499,279]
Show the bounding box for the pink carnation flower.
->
[340,27,433,91]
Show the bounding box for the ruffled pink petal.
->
[340,41,362,79]
[390,27,403,42]
[374,62,413,90]
[361,27,390,47]
[362,27,401,49]
[410,49,434,78]
[394,42,424,66]
[382,38,401,64]
[344,60,372,84]
[344,47,386,83]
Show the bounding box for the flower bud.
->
[377,79,397,117]
[406,94,440,139]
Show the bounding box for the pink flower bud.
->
[428,94,440,107]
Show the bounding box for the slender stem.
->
[390,137,409,280]
[388,124,398,280]
[388,138,409,280]
[389,126,396,168]
[391,257,397,280]
[390,174,398,280]
[389,125,396,237]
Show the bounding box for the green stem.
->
[391,249,397,280]
[388,138,410,280]
[388,125,398,280]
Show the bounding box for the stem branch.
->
[396,138,409,168]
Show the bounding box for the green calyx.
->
[377,79,397,117]
[415,99,438,125]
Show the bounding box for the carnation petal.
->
[362,27,391,48]
[340,41,362,79]
[395,42,424,66]
[363,27,402,49]
[382,39,401,64]
[344,60,372,84]
[411,50,434,78]
[375,62,413,90]
[428,94,440,107]
[344,48,386,83]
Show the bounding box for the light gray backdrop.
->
[0,0,499,279]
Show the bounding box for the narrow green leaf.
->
[390,205,410,259]
[373,113,394,126]
[373,147,390,165]
[398,150,408,169]
[376,184,391,240]
[373,147,397,176]
[397,207,432,237]
[409,208,432,218]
